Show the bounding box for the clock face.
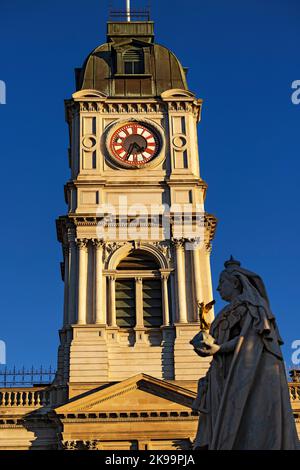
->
[110,123,159,167]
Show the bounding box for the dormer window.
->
[123,49,144,74]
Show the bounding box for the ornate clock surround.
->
[105,118,166,170]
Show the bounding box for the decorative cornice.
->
[56,212,217,246]
[58,410,198,421]
[167,100,202,121]
[65,100,166,120]
[65,98,202,124]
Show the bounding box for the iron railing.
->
[0,366,56,387]
[109,9,151,21]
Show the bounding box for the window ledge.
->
[114,73,152,78]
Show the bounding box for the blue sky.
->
[0,0,299,372]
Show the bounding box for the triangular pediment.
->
[55,374,196,415]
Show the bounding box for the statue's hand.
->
[202,342,220,356]
[194,341,220,357]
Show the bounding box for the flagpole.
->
[126,0,131,22]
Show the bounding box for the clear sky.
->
[0,0,299,373]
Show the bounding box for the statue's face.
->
[217,272,239,301]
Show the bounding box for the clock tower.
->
[56,18,217,400]
[0,13,298,453]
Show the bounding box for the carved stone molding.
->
[76,239,89,251]
[185,237,204,250]
[153,241,171,264]
[62,440,77,450]
[78,101,166,115]
[160,272,170,281]
[104,241,126,263]
[92,238,105,250]
[171,238,186,249]
[167,100,202,120]
[62,440,98,451]
[83,440,98,450]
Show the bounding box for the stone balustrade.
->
[0,386,66,409]
[289,382,300,403]
[0,383,298,411]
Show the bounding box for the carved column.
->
[192,243,203,321]
[135,277,144,328]
[63,245,69,326]
[93,239,105,324]
[160,272,170,326]
[204,243,213,302]
[173,239,187,323]
[108,275,117,327]
[77,239,88,325]
[68,235,77,325]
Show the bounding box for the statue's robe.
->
[193,299,299,450]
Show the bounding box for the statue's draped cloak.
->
[193,268,299,450]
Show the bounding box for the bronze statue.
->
[190,257,299,450]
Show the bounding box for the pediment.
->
[72,89,108,100]
[161,89,195,100]
[55,374,196,415]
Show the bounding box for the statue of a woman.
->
[190,257,299,450]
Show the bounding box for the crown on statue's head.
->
[224,255,241,269]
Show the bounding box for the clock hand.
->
[125,143,135,160]
[126,142,143,160]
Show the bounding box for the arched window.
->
[115,250,163,328]
[123,49,144,75]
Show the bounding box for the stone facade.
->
[0,18,298,450]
